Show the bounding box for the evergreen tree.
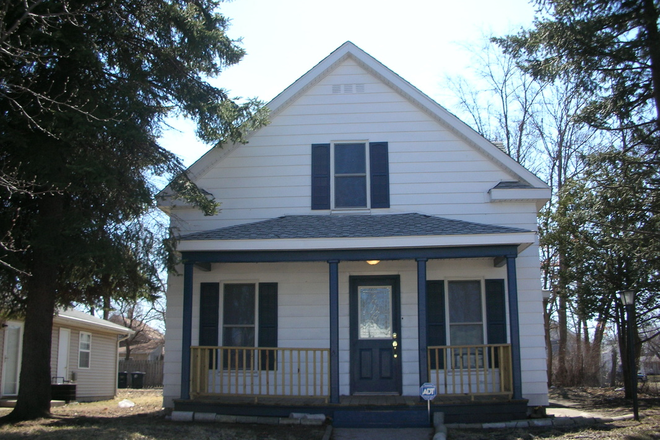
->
[499,0,660,149]
[0,0,267,421]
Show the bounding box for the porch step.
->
[333,408,429,428]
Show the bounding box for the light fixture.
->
[618,289,639,421]
[366,260,380,265]
[618,289,635,306]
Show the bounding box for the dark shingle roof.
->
[492,181,534,189]
[181,213,529,241]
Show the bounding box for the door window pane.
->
[358,286,392,339]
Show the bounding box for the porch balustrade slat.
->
[190,346,330,402]
[427,344,513,398]
[190,344,510,401]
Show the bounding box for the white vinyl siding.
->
[49,324,121,402]
[161,53,549,408]
[170,58,529,233]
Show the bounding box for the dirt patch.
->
[0,389,327,440]
[549,386,660,417]
[450,387,660,440]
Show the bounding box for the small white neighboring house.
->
[0,309,133,402]
[159,42,551,424]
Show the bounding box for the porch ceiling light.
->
[366,260,380,265]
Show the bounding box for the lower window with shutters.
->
[222,283,278,371]
[426,279,507,369]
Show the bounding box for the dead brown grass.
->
[0,389,327,440]
[450,387,660,440]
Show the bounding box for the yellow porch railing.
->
[190,346,330,402]
[427,344,513,398]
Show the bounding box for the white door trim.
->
[2,321,23,396]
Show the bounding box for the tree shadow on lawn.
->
[0,413,327,440]
[451,422,620,440]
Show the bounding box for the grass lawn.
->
[0,389,327,440]
[1,387,660,439]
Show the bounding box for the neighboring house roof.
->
[54,309,134,335]
[108,314,165,358]
[118,338,164,358]
[182,213,530,241]
[108,315,163,344]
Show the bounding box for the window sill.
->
[330,208,371,215]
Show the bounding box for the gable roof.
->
[176,41,549,193]
[54,309,134,336]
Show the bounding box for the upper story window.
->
[311,141,389,210]
[334,143,367,208]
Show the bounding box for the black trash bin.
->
[131,371,146,389]
[118,371,128,389]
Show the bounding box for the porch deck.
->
[173,394,529,427]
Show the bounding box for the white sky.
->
[161,0,538,167]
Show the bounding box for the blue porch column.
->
[416,258,428,386]
[328,260,340,403]
[180,262,194,400]
[506,256,523,400]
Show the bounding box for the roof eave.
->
[53,314,135,335]
[177,231,536,253]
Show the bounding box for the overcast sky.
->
[161,0,538,168]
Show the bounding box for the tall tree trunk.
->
[3,195,63,421]
[557,289,568,384]
[641,0,660,134]
[543,293,553,387]
[103,293,111,321]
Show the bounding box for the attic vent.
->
[331,84,366,94]
[492,141,507,153]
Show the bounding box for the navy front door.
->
[350,275,401,394]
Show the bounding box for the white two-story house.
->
[159,42,550,426]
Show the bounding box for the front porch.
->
[180,344,525,426]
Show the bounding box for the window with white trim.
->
[78,332,91,369]
[220,282,278,370]
[311,142,389,210]
[333,142,368,208]
[447,280,484,346]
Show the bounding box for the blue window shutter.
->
[369,142,390,208]
[199,283,219,346]
[485,279,507,344]
[258,283,278,370]
[311,144,331,210]
[426,280,445,369]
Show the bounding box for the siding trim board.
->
[181,244,519,264]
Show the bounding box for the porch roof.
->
[180,213,529,241]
